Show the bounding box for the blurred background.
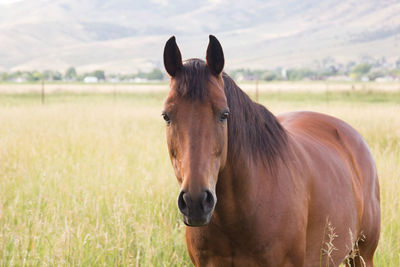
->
[0,0,399,83]
[0,1,399,266]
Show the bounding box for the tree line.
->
[1,61,399,83]
[229,63,400,82]
[0,67,165,82]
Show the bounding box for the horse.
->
[162,35,380,267]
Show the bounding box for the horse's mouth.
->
[182,213,212,227]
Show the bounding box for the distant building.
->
[396,58,400,69]
[107,77,120,83]
[375,76,394,83]
[326,75,352,82]
[15,77,28,83]
[361,76,370,82]
[83,76,98,83]
[131,77,148,83]
[281,68,287,80]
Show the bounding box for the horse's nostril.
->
[179,190,215,218]
[201,190,215,213]
[178,191,189,216]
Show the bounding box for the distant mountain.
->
[0,0,399,72]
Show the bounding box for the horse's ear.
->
[163,36,183,77]
[206,35,224,76]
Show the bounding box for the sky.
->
[0,0,21,4]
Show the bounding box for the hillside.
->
[0,0,399,72]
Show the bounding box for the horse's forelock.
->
[173,59,212,101]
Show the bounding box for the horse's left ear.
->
[164,36,183,77]
[206,35,224,76]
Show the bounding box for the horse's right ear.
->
[163,36,183,77]
[206,35,224,76]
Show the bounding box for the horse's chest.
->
[186,227,278,266]
[189,245,282,267]
[186,212,306,266]
[197,254,268,267]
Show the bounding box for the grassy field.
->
[0,89,399,266]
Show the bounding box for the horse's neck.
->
[214,154,275,226]
[214,81,288,226]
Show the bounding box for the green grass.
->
[0,81,168,86]
[0,92,166,107]
[0,90,399,266]
[1,89,399,107]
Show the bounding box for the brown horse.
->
[162,35,380,267]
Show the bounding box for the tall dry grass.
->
[0,91,398,266]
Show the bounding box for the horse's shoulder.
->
[278,111,372,169]
[278,110,371,163]
[278,110,342,125]
[278,111,360,139]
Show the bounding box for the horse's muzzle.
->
[178,189,216,227]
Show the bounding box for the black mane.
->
[174,59,287,164]
[174,59,211,100]
[222,73,287,164]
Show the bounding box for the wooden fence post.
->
[255,79,259,102]
[41,80,45,105]
[113,83,117,102]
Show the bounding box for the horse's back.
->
[278,111,379,201]
[278,111,380,266]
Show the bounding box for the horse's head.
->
[162,36,228,226]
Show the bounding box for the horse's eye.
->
[219,111,229,122]
[162,112,171,124]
